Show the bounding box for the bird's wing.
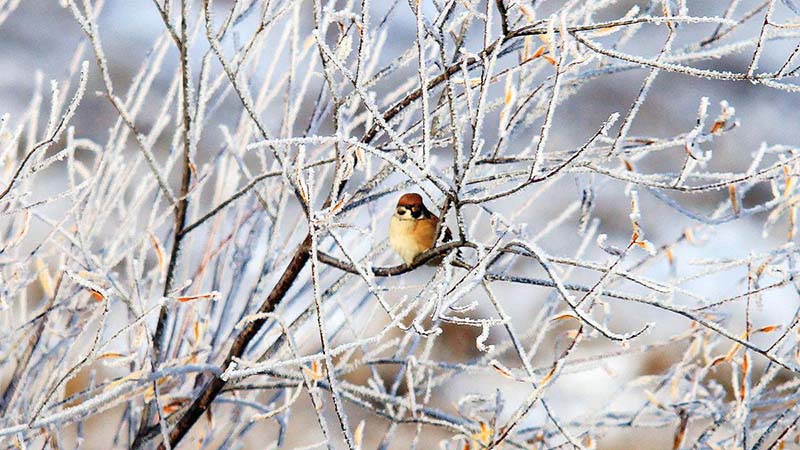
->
[414,215,439,251]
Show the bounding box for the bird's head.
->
[395,193,426,220]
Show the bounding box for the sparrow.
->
[389,193,448,265]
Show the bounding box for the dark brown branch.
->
[495,0,509,36]
[134,0,194,444]
[155,235,313,449]
[316,241,471,276]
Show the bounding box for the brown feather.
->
[397,193,424,208]
[413,215,439,251]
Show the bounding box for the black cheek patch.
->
[411,209,421,219]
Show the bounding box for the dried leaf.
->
[490,360,515,379]
[622,158,634,171]
[303,360,324,381]
[740,358,749,401]
[551,312,579,322]
[532,44,547,59]
[90,289,104,302]
[755,325,781,333]
[354,420,365,449]
[504,74,514,106]
[522,36,532,61]
[193,320,203,343]
[710,355,727,367]
[519,4,535,22]
[176,292,220,303]
[35,258,54,298]
[163,397,190,414]
[471,421,493,446]
[541,54,557,66]
[709,120,725,134]
[729,185,739,215]
[150,233,165,276]
[644,389,666,410]
[684,227,696,244]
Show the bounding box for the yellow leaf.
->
[519,5,535,23]
[303,360,324,381]
[591,25,619,37]
[522,36,532,61]
[193,320,203,343]
[538,33,551,46]
[684,227,696,244]
[644,389,665,410]
[666,247,675,266]
[35,258,54,298]
[551,312,579,322]
[471,421,493,445]
[504,74,514,106]
[354,420,365,449]
[540,366,557,385]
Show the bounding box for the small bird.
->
[389,193,446,265]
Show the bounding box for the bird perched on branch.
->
[389,193,450,265]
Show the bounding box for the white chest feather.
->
[389,216,425,264]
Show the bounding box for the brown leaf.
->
[150,233,165,276]
[729,185,739,215]
[551,312,579,322]
[176,292,219,303]
[622,158,634,171]
[666,247,675,266]
[755,325,781,334]
[490,360,515,379]
[163,397,190,414]
[90,290,104,302]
